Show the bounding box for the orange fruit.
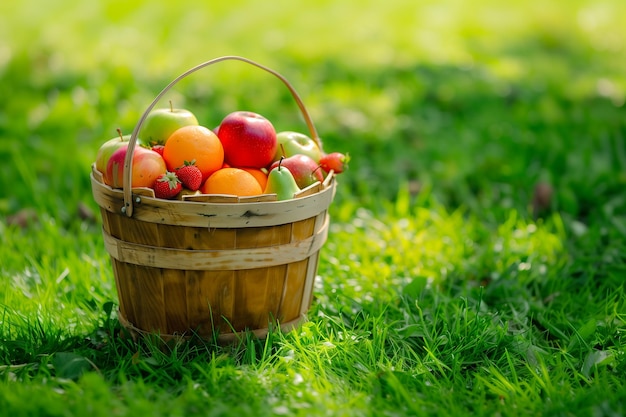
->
[242,167,268,190]
[201,168,263,196]
[163,125,224,180]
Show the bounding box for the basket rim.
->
[91,169,336,228]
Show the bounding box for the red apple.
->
[217,111,277,169]
[95,130,129,175]
[105,145,167,189]
[269,154,324,189]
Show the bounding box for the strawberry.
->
[151,144,165,156]
[176,160,203,191]
[153,171,182,199]
[319,152,350,174]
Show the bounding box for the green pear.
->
[264,157,301,201]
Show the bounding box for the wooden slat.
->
[279,258,308,321]
[300,253,320,315]
[111,259,138,327]
[162,269,188,334]
[206,270,237,333]
[232,269,269,331]
[130,264,166,333]
[186,270,232,334]
[262,265,288,322]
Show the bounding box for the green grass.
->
[1,0,626,416]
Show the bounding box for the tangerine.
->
[201,167,263,196]
[163,125,224,180]
[242,167,268,190]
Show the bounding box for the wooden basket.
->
[91,56,336,343]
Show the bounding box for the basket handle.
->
[122,55,321,217]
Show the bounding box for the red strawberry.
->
[319,152,350,174]
[151,144,165,156]
[176,160,203,191]
[153,171,182,199]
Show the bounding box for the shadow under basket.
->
[91,166,336,344]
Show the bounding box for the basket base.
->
[117,309,306,345]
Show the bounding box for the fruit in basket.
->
[273,131,322,163]
[95,129,129,175]
[319,152,350,174]
[153,171,183,199]
[200,167,263,196]
[217,111,277,169]
[264,158,301,201]
[242,167,268,190]
[176,160,203,191]
[151,144,165,156]
[269,154,324,189]
[163,125,224,181]
[105,145,167,188]
[138,103,199,146]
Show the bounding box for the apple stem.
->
[116,128,124,140]
[169,100,174,112]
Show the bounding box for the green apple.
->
[138,103,199,146]
[95,129,130,175]
[272,131,322,163]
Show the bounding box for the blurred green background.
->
[1,2,625,414]
[0,0,625,224]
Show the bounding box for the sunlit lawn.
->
[1,0,625,416]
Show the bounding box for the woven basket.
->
[91,56,336,343]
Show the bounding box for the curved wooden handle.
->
[122,55,320,217]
